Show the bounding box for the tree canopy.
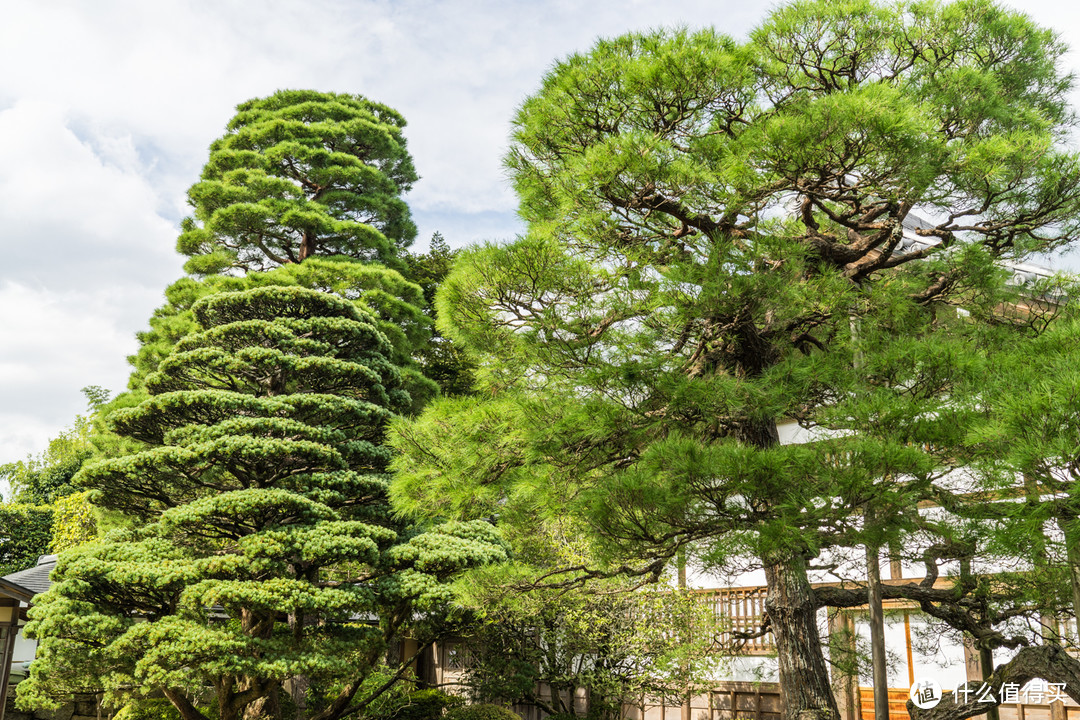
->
[389,2,1080,718]
[177,90,418,275]
[401,234,477,398]
[0,387,109,567]
[0,504,52,576]
[19,286,506,720]
[126,257,437,412]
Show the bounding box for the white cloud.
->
[0,100,182,462]
[0,281,153,454]
[1,0,1080,462]
[0,100,181,292]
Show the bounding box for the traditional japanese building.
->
[0,555,56,720]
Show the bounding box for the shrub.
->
[0,504,52,575]
[113,699,186,720]
[369,689,463,720]
[445,704,520,720]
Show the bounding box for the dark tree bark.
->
[765,556,841,720]
[163,689,212,720]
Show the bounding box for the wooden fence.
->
[710,682,782,720]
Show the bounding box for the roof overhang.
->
[0,578,35,604]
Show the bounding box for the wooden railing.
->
[698,587,775,655]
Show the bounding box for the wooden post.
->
[828,609,858,720]
[962,636,982,682]
[888,544,903,581]
[0,601,19,720]
[903,612,915,688]
[866,533,889,720]
[679,551,692,720]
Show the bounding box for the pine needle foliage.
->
[177,90,418,275]
[962,311,1080,646]
[127,257,437,413]
[18,286,506,720]
[389,2,1080,717]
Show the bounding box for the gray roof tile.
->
[1,555,57,597]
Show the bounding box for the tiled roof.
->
[0,554,57,601]
[898,212,1057,285]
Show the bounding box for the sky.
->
[2,0,1080,472]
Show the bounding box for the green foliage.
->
[178,90,418,275]
[18,286,507,720]
[443,525,721,720]
[367,688,462,720]
[461,583,720,719]
[0,504,52,576]
[1,386,106,505]
[49,491,98,553]
[0,388,105,572]
[443,704,519,720]
[113,699,187,720]
[402,233,476,397]
[127,257,437,413]
[390,1,1080,712]
[960,308,1080,642]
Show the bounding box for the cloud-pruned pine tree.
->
[127,257,438,412]
[18,285,506,720]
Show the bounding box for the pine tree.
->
[177,90,418,275]
[402,234,476,397]
[389,3,1080,717]
[126,257,438,412]
[18,286,506,720]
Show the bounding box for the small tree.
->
[1,386,109,505]
[18,286,506,720]
[178,90,418,275]
[460,576,718,719]
[402,234,476,398]
[0,387,109,561]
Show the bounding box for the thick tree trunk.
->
[299,230,317,261]
[288,605,311,720]
[289,675,310,720]
[243,687,280,720]
[764,555,841,720]
[739,413,837,720]
[979,646,999,720]
[163,689,212,720]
